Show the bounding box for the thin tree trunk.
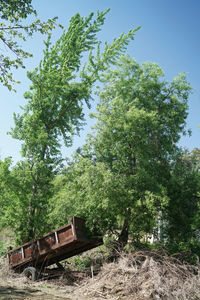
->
[118,207,131,248]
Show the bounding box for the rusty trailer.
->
[7,217,103,280]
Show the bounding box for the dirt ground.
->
[0,285,70,300]
[0,258,95,300]
[0,283,92,300]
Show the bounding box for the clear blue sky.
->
[0,0,199,163]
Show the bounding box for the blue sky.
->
[0,0,199,163]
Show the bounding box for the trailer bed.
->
[8,217,103,272]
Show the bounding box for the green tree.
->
[0,11,138,244]
[165,148,200,254]
[49,157,129,237]
[51,56,192,247]
[0,0,57,90]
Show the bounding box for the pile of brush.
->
[78,251,200,300]
[0,258,16,280]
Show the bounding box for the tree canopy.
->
[50,56,195,249]
[0,6,199,258]
[0,0,57,90]
[0,11,138,243]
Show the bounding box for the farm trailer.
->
[7,217,103,280]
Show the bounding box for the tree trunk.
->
[117,207,131,249]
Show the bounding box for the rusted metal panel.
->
[57,226,73,243]
[40,234,56,251]
[24,244,34,257]
[8,217,103,272]
[9,248,22,265]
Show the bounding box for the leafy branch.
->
[0,0,58,90]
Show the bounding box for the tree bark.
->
[117,207,131,249]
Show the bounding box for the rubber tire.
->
[22,267,38,281]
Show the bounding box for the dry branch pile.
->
[0,257,26,286]
[77,251,200,300]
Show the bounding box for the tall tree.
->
[51,56,192,247]
[0,0,57,90]
[0,11,138,243]
[91,56,192,245]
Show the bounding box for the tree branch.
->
[47,97,77,130]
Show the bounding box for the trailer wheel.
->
[23,267,38,281]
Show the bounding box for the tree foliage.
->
[165,149,200,254]
[0,0,57,90]
[0,11,138,244]
[50,56,194,248]
[49,157,129,236]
